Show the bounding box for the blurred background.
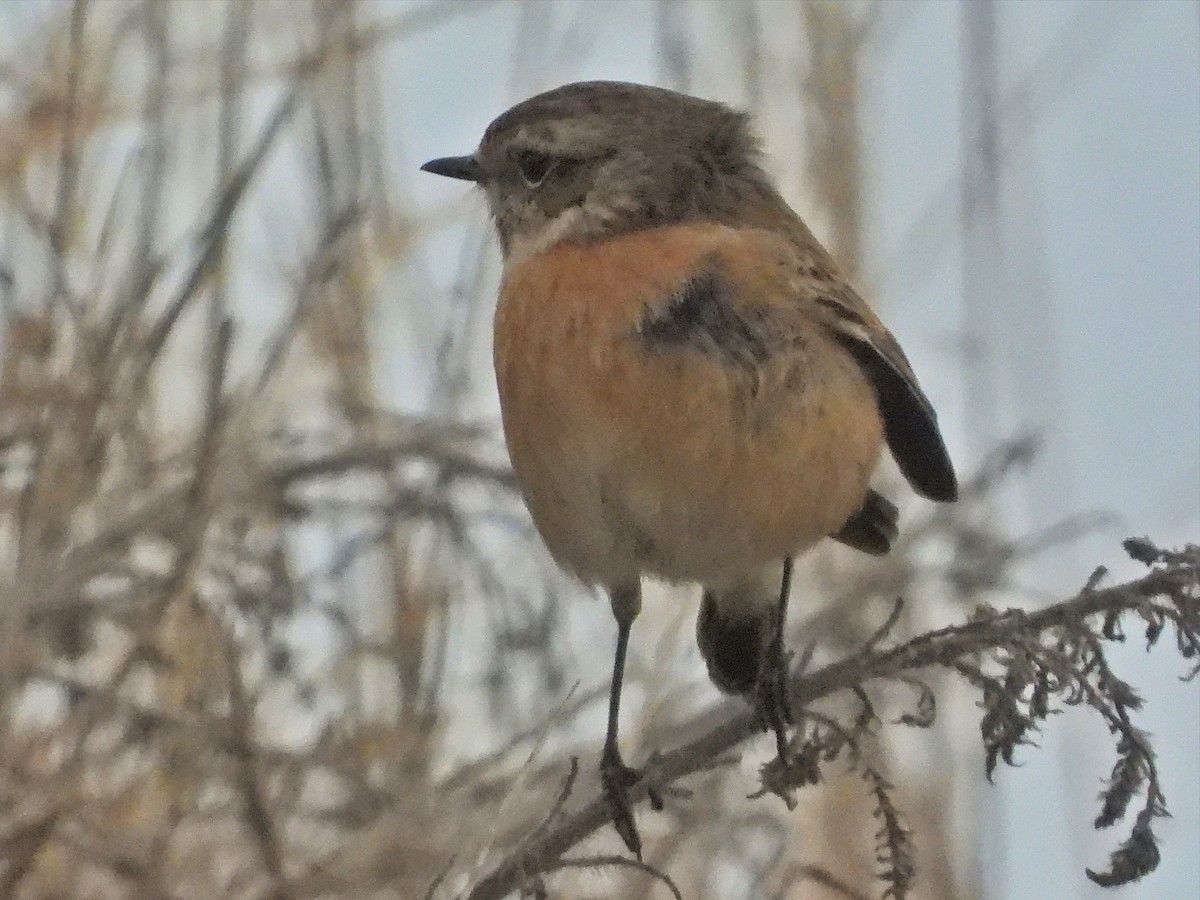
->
[0,1,1196,898]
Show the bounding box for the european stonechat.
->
[422,81,957,857]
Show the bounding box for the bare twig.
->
[540,854,682,899]
[465,545,1199,899]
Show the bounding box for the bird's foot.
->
[600,745,663,860]
[755,621,794,766]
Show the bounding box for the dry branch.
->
[463,541,1199,900]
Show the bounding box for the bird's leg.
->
[599,581,662,860]
[756,557,795,765]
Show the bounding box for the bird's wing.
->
[808,282,958,502]
[627,223,958,503]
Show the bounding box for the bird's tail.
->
[696,564,784,695]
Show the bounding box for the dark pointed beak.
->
[420,155,483,182]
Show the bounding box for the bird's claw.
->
[756,621,794,765]
[600,746,662,860]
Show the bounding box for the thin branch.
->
[466,548,1199,900]
[137,86,300,377]
[47,0,89,312]
[539,854,682,899]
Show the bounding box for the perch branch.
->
[465,544,1198,900]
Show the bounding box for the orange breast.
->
[493,224,884,587]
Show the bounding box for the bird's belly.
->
[498,328,883,586]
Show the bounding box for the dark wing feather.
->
[833,489,899,555]
[816,288,958,503]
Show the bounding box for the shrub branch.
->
[463,540,1199,900]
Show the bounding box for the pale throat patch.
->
[503,205,588,266]
[501,185,644,265]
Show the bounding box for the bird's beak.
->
[420,155,483,182]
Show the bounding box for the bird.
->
[421,81,957,858]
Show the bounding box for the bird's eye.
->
[515,150,554,187]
